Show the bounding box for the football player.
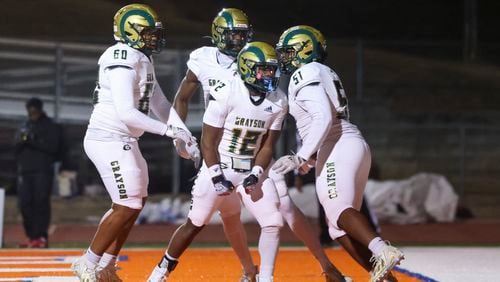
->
[272,25,404,282]
[71,4,199,282]
[173,8,344,281]
[148,42,286,282]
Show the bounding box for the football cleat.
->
[322,270,353,282]
[384,271,398,282]
[240,274,257,282]
[255,275,273,282]
[369,245,404,282]
[97,264,123,282]
[71,256,98,282]
[147,265,169,282]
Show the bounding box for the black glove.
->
[243,174,259,194]
[212,175,234,196]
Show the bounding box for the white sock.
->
[258,226,280,279]
[84,249,101,268]
[164,253,178,262]
[99,252,117,268]
[368,237,387,256]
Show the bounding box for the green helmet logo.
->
[276,25,327,74]
[237,42,279,93]
[212,8,253,57]
[113,4,166,53]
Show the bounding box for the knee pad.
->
[258,211,284,229]
[328,225,347,240]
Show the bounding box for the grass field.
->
[0,248,419,282]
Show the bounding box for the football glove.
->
[208,164,234,196]
[165,125,197,146]
[212,175,234,196]
[173,139,201,169]
[243,166,263,194]
[272,155,306,174]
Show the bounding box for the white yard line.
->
[0,257,78,261]
[399,247,500,282]
[0,268,71,273]
[0,277,78,282]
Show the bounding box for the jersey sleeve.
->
[202,82,230,128]
[107,67,168,136]
[270,106,287,131]
[288,63,322,97]
[295,84,333,160]
[186,47,206,79]
[99,45,139,70]
[269,90,288,131]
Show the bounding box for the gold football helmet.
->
[113,3,166,53]
[212,8,253,57]
[237,42,279,94]
[275,25,327,74]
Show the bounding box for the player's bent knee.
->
[112,197,144,211]
[188,213,209,228]
[328,226,347,240]
[185,218,205,233]
[323,202,352,229]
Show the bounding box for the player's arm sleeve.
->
[186,49,203,78]
[270,105,288,131]
[107,67,168,136]
[202,98,229,128]
[295,84,333,160]
[150,83,190,132]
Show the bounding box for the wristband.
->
[250,165,264,178]
[208,164,223,178]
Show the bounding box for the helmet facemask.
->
[218,27,253,57]
[126,22,166,53]
[243,61,280,94]
[276,41,310,75]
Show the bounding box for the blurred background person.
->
[14,97,64,248]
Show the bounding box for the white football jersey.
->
[203,77,288,160]
[288,62,360,144]
[89,42,157,137]
[186,46,239,107]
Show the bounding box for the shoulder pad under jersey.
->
[98,43,143,70]
[186,46,217,77]
[288,62,322,97]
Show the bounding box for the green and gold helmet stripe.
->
[276,25,326,74]
[119,10,155,38]
[113,4,164,52]
[237,42,279,93]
